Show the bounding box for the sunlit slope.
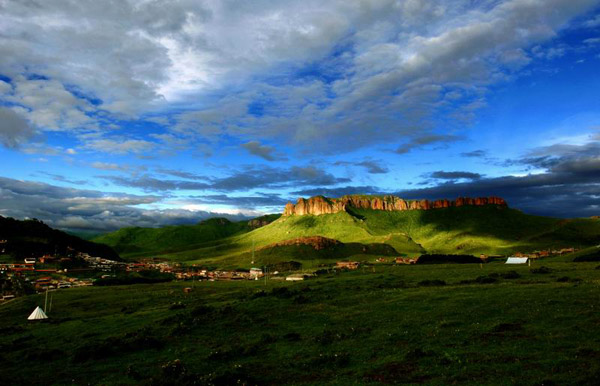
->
[350,206,600,255]
[96,206,600,267]
[93,217,255,257]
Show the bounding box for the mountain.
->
[93,195,600,268]
[0,216,120,261]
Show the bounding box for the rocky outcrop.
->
[283,195,507,216]
[258,236,341,251]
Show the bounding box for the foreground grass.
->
[2,261,600,385]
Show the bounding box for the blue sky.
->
[0,0,599,231]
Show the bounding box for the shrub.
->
[475,275,498,284]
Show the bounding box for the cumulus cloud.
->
[0,107,35,148]
[1,0,596,155]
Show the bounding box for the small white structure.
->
[249,267,263,278]
[505,257,529,264]
[27,306,48,320]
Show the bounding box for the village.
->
[0,246,580,302]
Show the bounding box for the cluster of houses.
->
[33,276,93,291]
[480,247,577,260]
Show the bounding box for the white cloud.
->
[0,0,597,155]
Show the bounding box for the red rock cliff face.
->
[282,195,507,216]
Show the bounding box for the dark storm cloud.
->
[398,154,600,218]
[0,176,250,232]
[429,171,482,180]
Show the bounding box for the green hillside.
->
[93,216,278,258]
[94,205,600,268]
[0,216,120,261]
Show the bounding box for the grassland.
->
[2,259,600,385]
[94,206,600,269]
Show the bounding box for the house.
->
[286,273,314,281]
[250,267,263,278]
[336,261,360,270]
[395,257,418,264]
[505,257,529,264]
[24,258,36,264]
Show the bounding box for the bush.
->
[475,275,498,284]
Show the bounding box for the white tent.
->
[27,306,48,320]
[505,257,529,264]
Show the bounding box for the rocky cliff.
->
[283,195,507,216]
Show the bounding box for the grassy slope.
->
[92,218,254,258]
[2,261,600,385]
[94,206,600,268]
[153,206,600,268]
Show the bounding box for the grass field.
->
[94,206,600,270]
[2,259,600,385]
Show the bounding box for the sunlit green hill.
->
[92,215,280,258]
[94,203,600,269]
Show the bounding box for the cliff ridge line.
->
[283,195,507,216]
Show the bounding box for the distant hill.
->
[93,214,280,258]
[0,216,120,261]
[93,196,600,268]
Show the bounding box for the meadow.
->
[2,257,600,385]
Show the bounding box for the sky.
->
[0,0,600,232]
